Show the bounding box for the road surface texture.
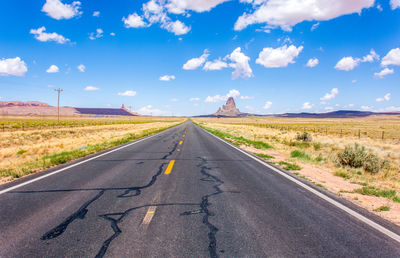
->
[1,121,400,257]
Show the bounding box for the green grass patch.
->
[279,161,301,170]
[334,170,351,180]
[255,153,275,159]
[16,149,27,155]
[354,186,400,202]
[287,141,310,149]
[290,150,311,161]
[313,142,321,150]
[374,206,390,212]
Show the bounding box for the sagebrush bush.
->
[337,143,381,174]
[296,132,312,142]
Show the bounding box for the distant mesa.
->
[0,101,140,116]
[198,97,251,117]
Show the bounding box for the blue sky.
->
[0,0,399,116]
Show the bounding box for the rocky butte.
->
[212,97,244,117]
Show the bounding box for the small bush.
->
[288,141,310,148]
[255,153,274,159]
[354,186,399,202]
[279,161,301,170]
[290,150,311,161]
[334,170,351,179]
[337,143,381,174]
[315,155,323,162]
[17,149,27,155]
[374,206,390,212]
[313,142,321,150]
[296,132,312,142]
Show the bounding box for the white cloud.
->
[118,90,137,96]
[165,0,229,14]
[383,106,400,112]
[234,0,374,31]
[240,96,254,100]
[344,104,355,108]
[325,106,334,111]
[110,32,116,36]
[170,98,179,102]
[390,0,400,9]
[302,102,313,110]
[311,22,319,31]
[361,105,373,111]
[306,58,319,68]
[203,59,228,71]
[374,68,394,79]
[85,86,99,91]
[226,47,253,79]
[362,49,379,62]
[123,13,148,28]
[205,89,240,102]
[89,28,104,40]
[352,79,357,83]
[42,0,82,20]
[162,20,191,35]
[77,64,85,72]
[30,26,70,44]
[334,56,360,71]
[376,93,391,102]
[189,97,200,101]
[183,50,209,70]
[320,88,338,101]
[46,65,59,73]
[381,48,400,66]
[263,101,272,110]
[0,57,28,77]
[93,11,100,17]
[256,45,303,68]
[138,105,168,116]
[159,74,176,81]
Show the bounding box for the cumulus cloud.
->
[362,49,379,62]
[334,56,360,71]
[234,0,374,31]
[376,93,391,102]
[123,13,148,28]
[110,32,116,36]
[205,89,240,102]
[89,28,104,40]
[183,50,209,70]
[203,59,228,71]
[138,105,168,116]
[374,68,394,79]
[320,88,338,101]
[263,101,272,110]
[162,20,190,35]
[0,57,28,77]
[93,11,100,17]
[165,0,229,14]
[118,90,137,96]
[306,58,319,67]
[390,0,400,9]
[240,96,254,100]
[46,65,59,73]
[226,47,253,79]
[77,64,85,72]
[189,97,200,101]
[159,74,176,81]
[256,45,303,68]
[30,27,70,44]
[302,102,313,110]
[381,48,400,66]
[361,105,373,111]
[85,86,99,91]
[42,0,82,20]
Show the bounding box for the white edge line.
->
[0,126,178,196]
[200,126,400,244]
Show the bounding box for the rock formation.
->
[212,97,243,117]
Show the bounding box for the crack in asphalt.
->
[180,157,225,258]
[39,129,183,257]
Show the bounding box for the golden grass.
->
[0,117,185,181]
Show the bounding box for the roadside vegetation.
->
[0,116,185,181]
[193,116,400,225]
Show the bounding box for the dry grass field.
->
[0,116,185,182]
[193,116,400,225]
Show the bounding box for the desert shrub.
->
[288,141,310,148]
[279,161,301,170]
[296,132,312,142]
[290,150,311,160]
[374,206,390,212]
[16,149,27,155]
[313,142,321,150]
[334,170,351,179]
[337,143,382,174]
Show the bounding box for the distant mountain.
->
[197,97,252,117]
[0,101,140,116]
[276,110,400,118]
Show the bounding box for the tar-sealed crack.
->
[39,129,183,257]
[180,157,225,258]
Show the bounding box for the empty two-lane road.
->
[0,121,399,257]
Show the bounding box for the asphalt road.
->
[1,121,400,257]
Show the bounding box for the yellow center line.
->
[179,141,183,145]
[142,206,157,225]
[164,160,175,175]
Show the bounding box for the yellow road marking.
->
[183,135,185,137]
[179,141,183,145]
[164,160,175,175]
[142,206,157,225]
